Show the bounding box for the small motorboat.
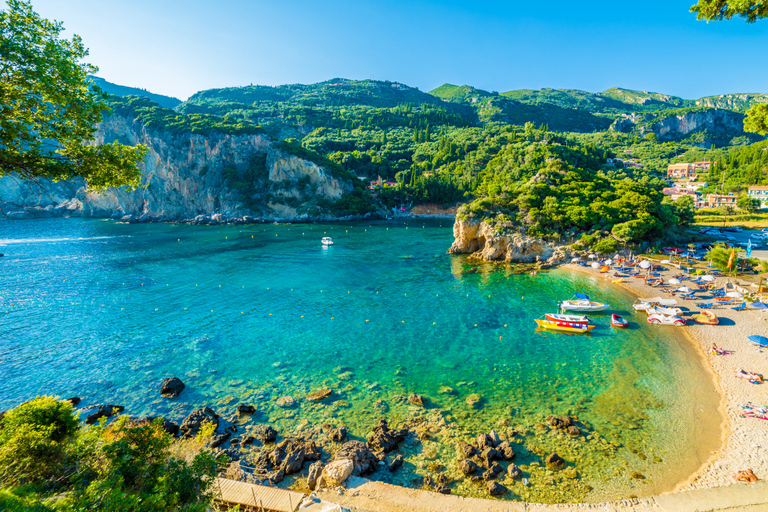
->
[321,237,334,246]
[535,317,595,333]
[559,293,609,312]
[693,310,719,325]
[545,313,589,324]
[610,314,628,328]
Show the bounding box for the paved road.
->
[695,226,768,260]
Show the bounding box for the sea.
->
[0,217,719,503]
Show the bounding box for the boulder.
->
[458,441,477,459]
[507,464,522,479]
[301,440,322,461]
[319,459,354,487]
[329,426,347,442]
[306,388,332,401]
[567,425,581,436]
[488,430,501,446]
[237,404,256,415]
[179,407,219,438]
[210,431,231,448]
[546,416,573,429]
[476,433,495,450]
[334,440,378,476]
[242,435,256,445]
[434,484,451,494]
[269,446,286,468]
[496,441,515,461]
[546,452,566,470]
[267,469,285,484]
[388,454,404,472]
[407,394,424,406]
[85,404,124,424]
[307,461,324,490]
[367,419,406,453]
[280,448,304,475]
[458,459,479,476]
[253,424,277,443]
[487,481,507,496]
[480,447,500,464]
[160,377,185,397]
[65,397,81,406]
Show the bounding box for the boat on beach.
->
[693,310,719,325]
[633,297,678,312]
[559,293,609,312]
[535,316,595,333]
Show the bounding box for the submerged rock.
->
[237,404,256,414]
[329,426,347,442]
[507,464,522,479]
[487,481,507,496]
[160,377,185,397]
[253,424,277,443]
[306,388,333,401]
[458,459,479,476]
[407,394,424,406]
[367,419,406,453]
[65,397,81,406]
[388,454,404,472]
[546,452,566,470]
[276,396,296,408]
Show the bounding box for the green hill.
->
[89,76,181,109]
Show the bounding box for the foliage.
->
[88,76,181,109]
[0,397,224,512]
[0,0,146,191]
[691,0,768,22]
[745,103,768,135]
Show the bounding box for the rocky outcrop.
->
[448,216,570,264]
[160,377,185,397]
[611,108,749,143]
[179,407,219,438]
[0,114,355,221]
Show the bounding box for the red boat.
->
[610,314,629,328]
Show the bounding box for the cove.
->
[0,218,720,503]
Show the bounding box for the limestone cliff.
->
[448,216,570,265]
[0,115,355,221]
[610,108,748,144]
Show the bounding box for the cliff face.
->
[448,216,570,265]
[0,115,354,221]
[610,108,747,143]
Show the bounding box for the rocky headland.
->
[447,215,571,266]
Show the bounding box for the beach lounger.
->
[731,302,747,311]
[695,302,713,308]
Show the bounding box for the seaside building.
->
[748,186,768,209]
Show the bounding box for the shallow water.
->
[0,218,718,502]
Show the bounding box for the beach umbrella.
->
[588,254,596,259]
[726,291,743,298]
[571,258,581,263]
[677,286,693,293]
[591,262,600,269]
[639,261,651,269]
[747,334,768,348]
[614,253,621,259]
[701,275,716,282]
[605,259,613,266]
[668,278,681,285]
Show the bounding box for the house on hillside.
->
[748,186,768,209]
[666,161,711,179]
[705,193,737,208]
[663,188,698,202]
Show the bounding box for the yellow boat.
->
[534,318,596,333]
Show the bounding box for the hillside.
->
[89,76,182,109]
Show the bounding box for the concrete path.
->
[314,478,768,512]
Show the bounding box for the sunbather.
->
[735,367,764,383]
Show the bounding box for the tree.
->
[0,0,146,191]
[691,0,768,134]
[737,194,759,212]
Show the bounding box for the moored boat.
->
[559,293,609,312]
[534,318,595,333]
[321,237,334,246]
[545,313,589,324]
[610,314,628,328]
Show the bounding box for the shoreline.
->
[561,263,767,491]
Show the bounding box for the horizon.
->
[13,0,768,101]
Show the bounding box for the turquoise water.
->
[0,218,716,502]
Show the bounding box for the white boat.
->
[645,305,684,316]
[545,313,590,324]
[559,294,609,312]
[321,237,334,246]
[632,297,678,312]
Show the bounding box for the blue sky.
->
[18,0,768,100]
